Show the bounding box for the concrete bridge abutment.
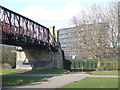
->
[16,46,63,69]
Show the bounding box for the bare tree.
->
[106,2,118,69]
[70,3,118,69]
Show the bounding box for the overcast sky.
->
[0,0,117,29]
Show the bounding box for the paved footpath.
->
[2,73,62,77]
[3,72,120,89]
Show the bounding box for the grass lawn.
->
[25,69,69,74]
[1,69,69,74]
[62,77,118,88]
[2,76,49,86]
[91,71,119,75]
[0,69,31,74]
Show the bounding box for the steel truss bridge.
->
[0,6,58,52]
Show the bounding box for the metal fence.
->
[70,60,97,71]
[69,60,119,71]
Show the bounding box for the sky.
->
[0,0,118,29]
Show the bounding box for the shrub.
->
[63,60,71,70]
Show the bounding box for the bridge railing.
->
[0,6,49,44]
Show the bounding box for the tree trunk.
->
[97,57,101,70]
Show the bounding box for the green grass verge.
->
[61,78,118,88]
[25,69,69,74]
[0,69,31,74]
[2,76,49,86]
[1,69,69,74]
[91,71,118,75]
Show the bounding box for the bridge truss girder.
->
[0,6,58,52]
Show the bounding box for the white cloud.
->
[19,0,112,29]
[19,2,86,29]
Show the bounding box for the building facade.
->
[58,23,109,59]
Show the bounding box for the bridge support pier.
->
[16,46,63,69]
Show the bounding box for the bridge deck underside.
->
[1,31,49,46]
[0,31,58,52]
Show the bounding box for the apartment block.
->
[58,23,109,59]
